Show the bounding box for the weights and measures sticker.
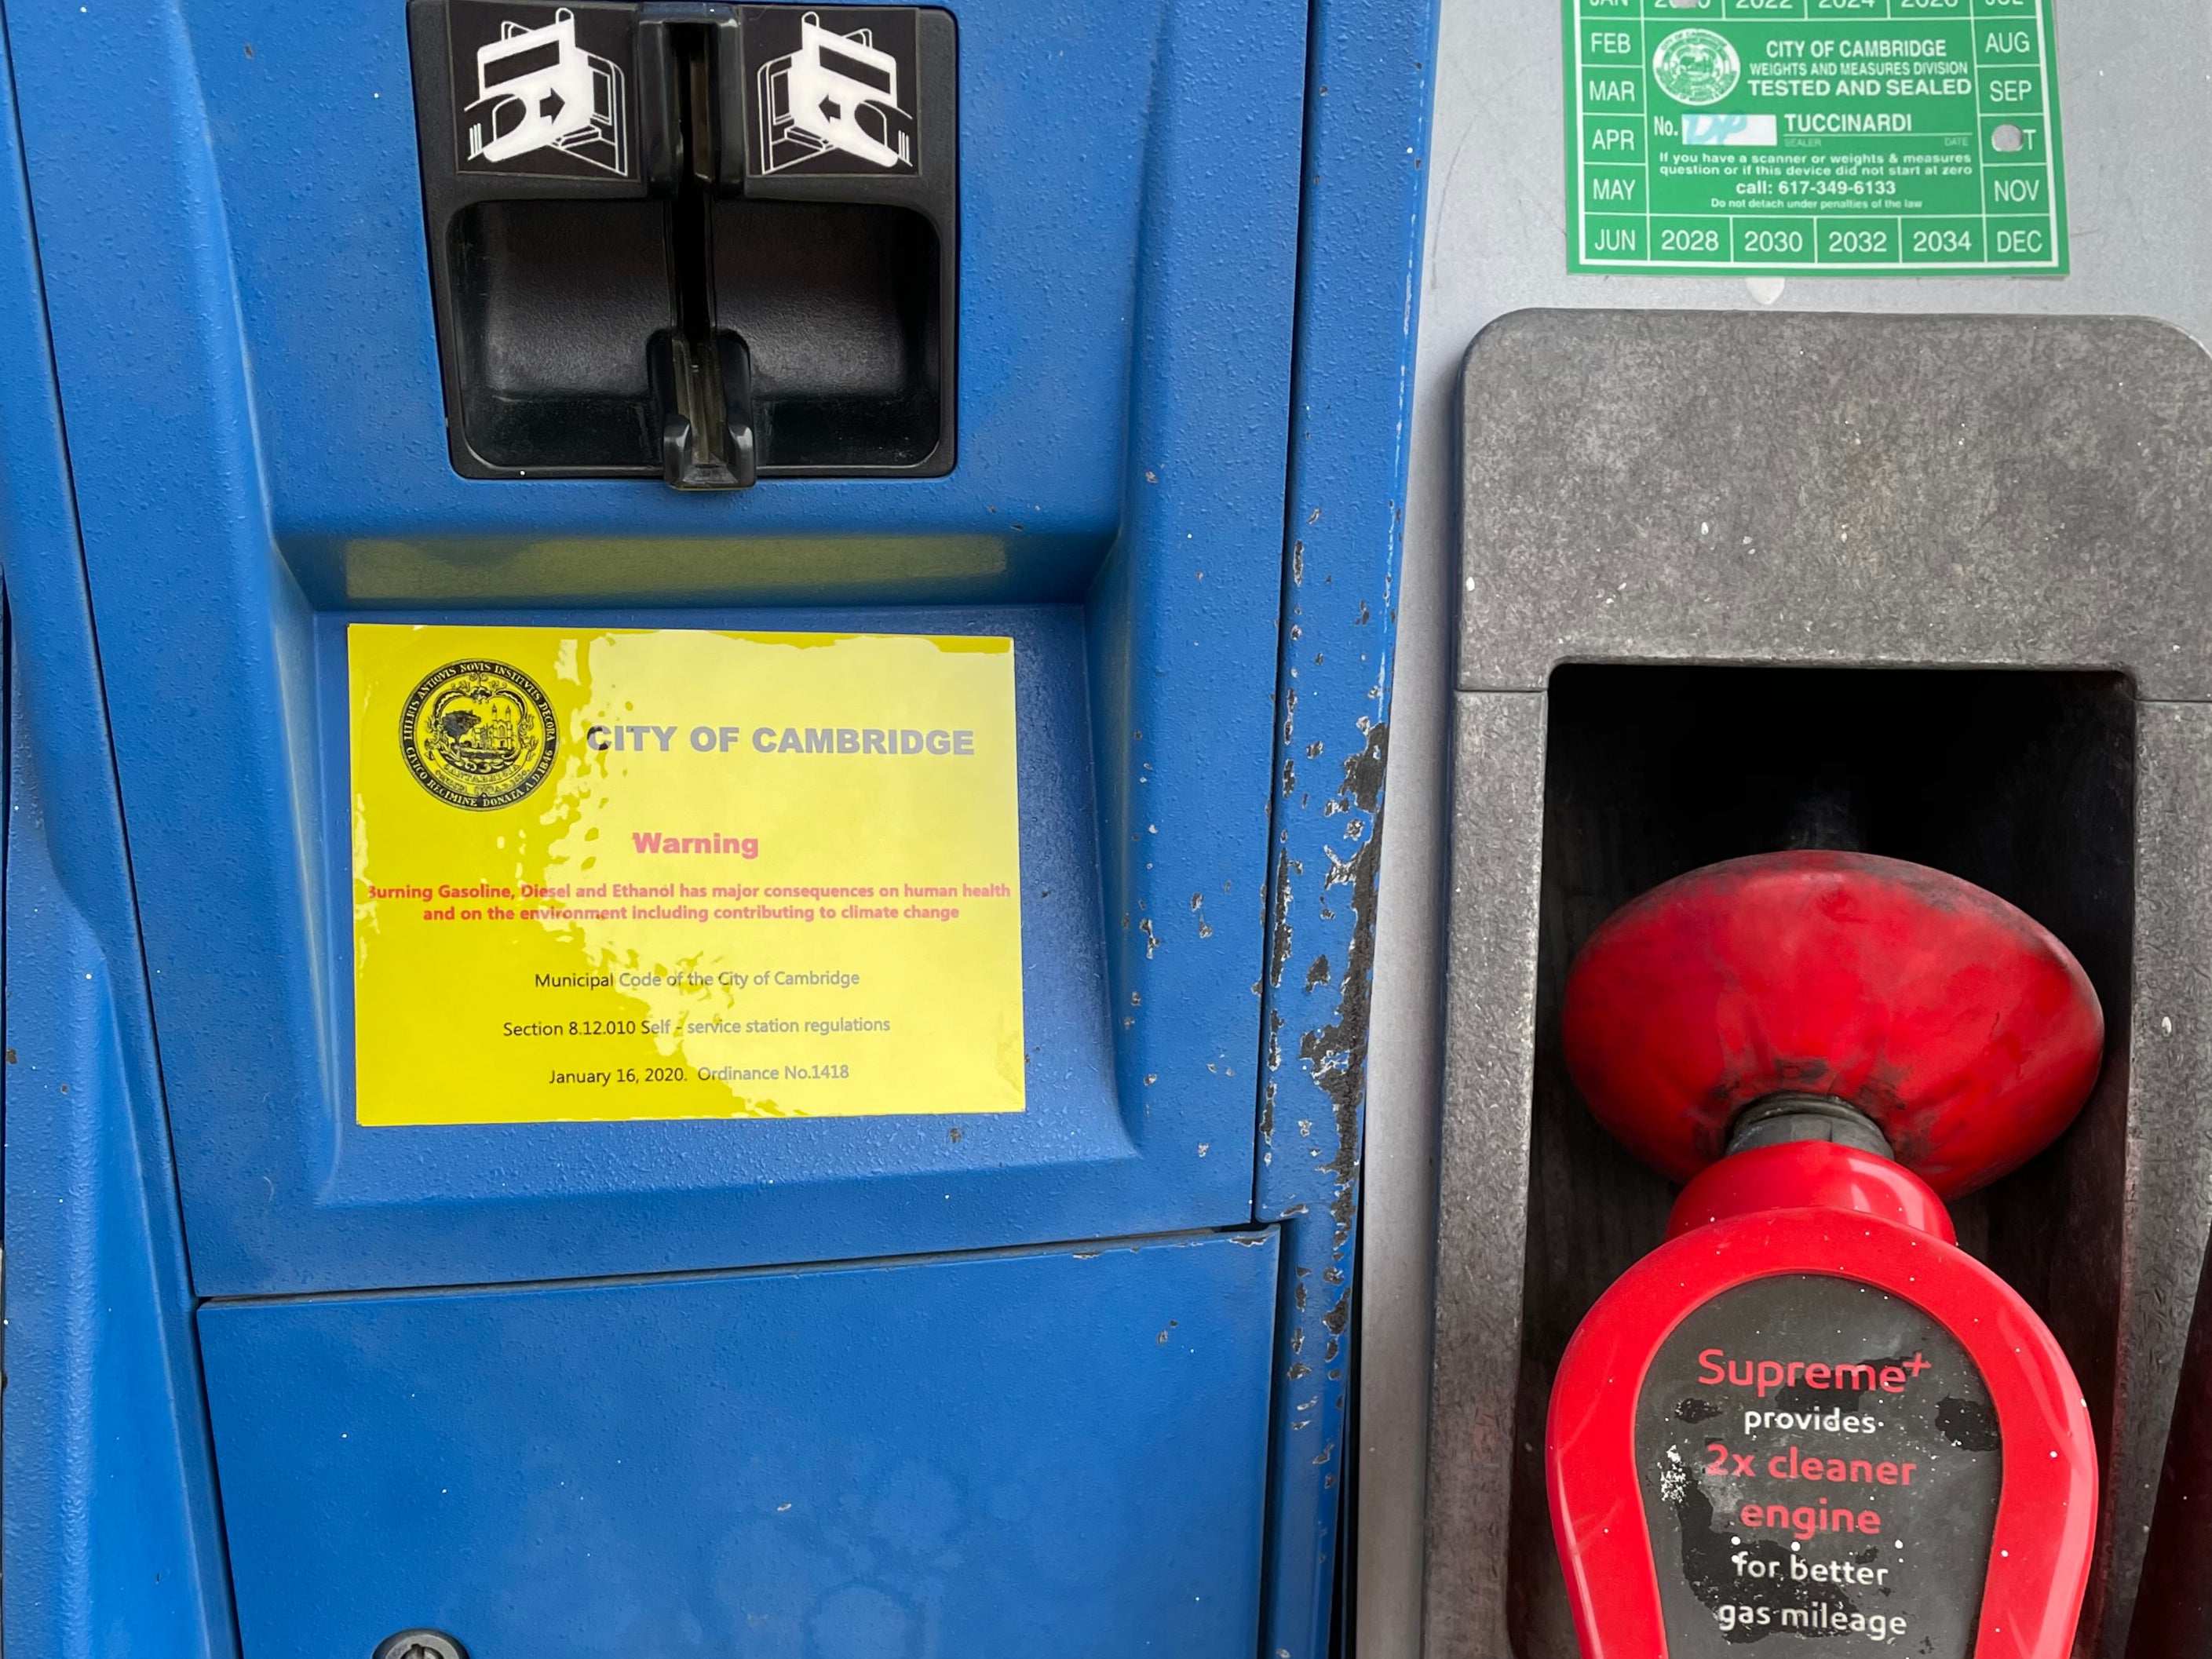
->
[1565,0,2066,275]
[349,625,1024,1125]
[1635,1275,2002,1656]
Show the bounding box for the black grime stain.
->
[1935,1398,2000,1453]
[1663,1460,1858,1646]
[1666,1453,1860,1642]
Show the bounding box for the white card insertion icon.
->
[466,8,629,176]
[757,11,916,173]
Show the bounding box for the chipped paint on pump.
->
[1247,4,1436,1651]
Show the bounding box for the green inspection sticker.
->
[1564,0,2066,276]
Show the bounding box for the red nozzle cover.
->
[1561,851,2104,1197]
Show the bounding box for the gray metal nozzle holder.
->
[1428,309,2212,1657]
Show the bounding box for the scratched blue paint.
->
[1253,0,1440,1653]
[0,0,1439,1647]
[1,0,1306,1299]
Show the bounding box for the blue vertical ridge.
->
[1087,0,1309,1171]
[1254,0,1440,1652]
[0,8,237,1654]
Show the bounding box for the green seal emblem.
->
[400,658,558,810]
[1652,28,1740,108]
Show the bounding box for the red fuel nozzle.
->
[1561,851,2104,1199]
[1544,852,2101,1659]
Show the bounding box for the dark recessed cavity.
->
[446,197,940,476]
[1506,665,2136,1656]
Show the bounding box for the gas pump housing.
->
[0,2,1440,1655]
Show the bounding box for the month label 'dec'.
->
[1564,0,2066,275]
[1635,1274,2001,1654]
[349,625,1024,1125]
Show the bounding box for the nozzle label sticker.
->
[349,625,1024,1124]
[1635,1274,2000,1655]
[1565,0,2066,275]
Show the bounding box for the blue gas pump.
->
[0,2,1435,1654]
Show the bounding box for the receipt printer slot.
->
[408,1,957,485]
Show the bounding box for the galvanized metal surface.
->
[1361,3,2212,1654]
[1412,309,2212,1659]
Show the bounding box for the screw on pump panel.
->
[373,1631,470,1659]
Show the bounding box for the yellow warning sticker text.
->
[349,624,1024,1124]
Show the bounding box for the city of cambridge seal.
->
[400,659,557,809]
[1652,28,1739,108]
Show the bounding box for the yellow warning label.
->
[349,625,1024,1125]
